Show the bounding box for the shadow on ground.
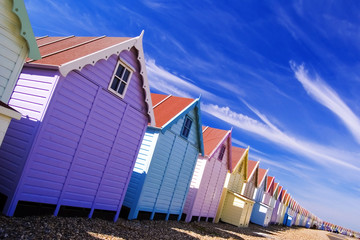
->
[0,214,305,240]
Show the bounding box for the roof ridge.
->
[37,36,75,48]
[153,94,172,109]
[28,36,106,63]
[202,126,209,133]
[36,36,48,40]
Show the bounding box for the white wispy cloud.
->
[232,138,266,156]
[146,58,217,99]
[291,62,360,144]
[201,103,360,171]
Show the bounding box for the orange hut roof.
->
[151,93,195,128]
[202,126,232,170]
[29,36,131,66]
[231,146,247,173]
[266,176,275,192]
[202,126,230,157]
[272,182,279,196]
[247,160,259,181]
[257,168,268,187]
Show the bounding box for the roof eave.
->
[12,0,41,60]
[0,102,21,119]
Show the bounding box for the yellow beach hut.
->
[215,146,257,227]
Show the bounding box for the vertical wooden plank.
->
[54,86,101,215]
[88,103,129,218]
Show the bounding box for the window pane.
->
[181,117,192,138]
[110,77,120,91]
[118,82,126,95]
[116,65,125,78]
[182,128,189,138]
[218,145,226,161]
[123,70,130,82]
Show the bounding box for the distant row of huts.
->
[0,0,357,237]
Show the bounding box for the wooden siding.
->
[0,0,29,103]
[254,179,266,203]
[243,172,256,199]
[81,50,147,115]
[0,67,58,215]
[250,178,272,227]
[0,49,149,219]
[123,129,159,208]
[183,135,229,222]
[228,159,246,194]
[124,107,201,220]
[250,202,273,227]
[221,192,254,227]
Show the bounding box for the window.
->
[218,145,226,161]
[181,116,193,138]
[109,61,132,98]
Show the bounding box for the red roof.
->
[280,189,287,202]
[231,146,246,172]
[266,176,275,192]
[257,168,267,187]
[29,36,130,66]
[202,126,229,157]
[272,182,279,196]
[151,93,195,128]
[247,160,259,181]
[276,186,283,199]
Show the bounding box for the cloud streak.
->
[201,103,360,171]
[291,62,360,144]
[146,58,217,99]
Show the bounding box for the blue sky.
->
[25,0,360,232]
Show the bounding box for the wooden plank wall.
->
[183,136,229,222]
[126,108,201,220]
[0,67,59,215]
[1,49,149,218]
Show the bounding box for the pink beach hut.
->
[183,126,232,222]
[0,34,155,222]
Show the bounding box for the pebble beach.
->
[0,215,353,240]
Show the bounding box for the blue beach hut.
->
[122,93,204,220]
[250,168,273,227]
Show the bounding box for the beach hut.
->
[269,184,282,224]
[122,93,204,221]
[250,168,274,227]
[0,34,155,222]
[277,187,287,225]
[277,189,287,224]
[182,126,232,222]
[283,195,293,227]
[0,0,41,145]
[215,146,256,227]
[267,182,279,224]
[262,176,275,206]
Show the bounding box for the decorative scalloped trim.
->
[11,0,41,60]
[58,31,155,126]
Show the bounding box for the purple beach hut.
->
[0,33,155,222]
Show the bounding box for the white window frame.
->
[108,59,134,98]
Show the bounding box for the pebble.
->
[0,215,346,239]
